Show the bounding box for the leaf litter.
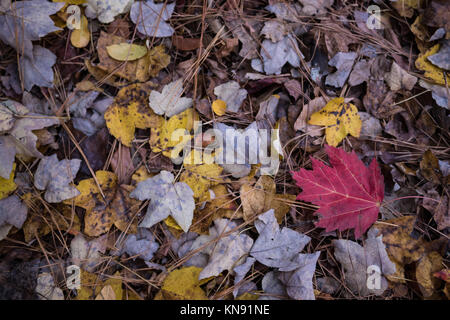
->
[0,0,448,301]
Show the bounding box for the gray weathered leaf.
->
[252,35,303,75]
[419,80,449,109]
[190,219,253,280]
[0,107,59,179]
[130,0,174,37]
[349,59,370,86]
[0,195,28,241]
[250,210,311,271]
[130,170,195,232]
[84,0,134,24]
[17,46,57,91]
[333,232,396,296]
[149,79,193,117]
[428,39,450,71]
[233,256,255,297]
[120,228,159,261]
[170,231,208,267]
[70,233,107,272]
[0,0,64,59]
[34,154,81,203]
[0,100,29,133]
[35,272,64,300]
[261,20,288,43]
[279,252,320,300]
[259,271,287,300]
[325,52,357,88]
[384,61,417,91]
[213,81,247,113]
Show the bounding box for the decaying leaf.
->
[158,267,207,300]
[149,108,198,159]
[130,0,175,37]
[149,79,193,117]
[190,219,253,279]
[34,154,81,203]
[308,97,362,147]
[292,146,384,238]
[368,216,425,282]
[68,170,140,236]
[97,32,166,82]
[415,44,450,85]
[416,251,443,297]
[104,82,161,147]
[240,176,296,223]
[0,195,28,241]
[179,164,223,199]
[333,233,396,296]
[130,170,195,232]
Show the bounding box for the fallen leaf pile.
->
[0,0,448,301]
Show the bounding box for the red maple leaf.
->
[291,145,384,238]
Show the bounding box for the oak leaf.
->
[292,145,384,238]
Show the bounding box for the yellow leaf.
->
[0,163,17,200]
[131,166,155,185]
[76,270,103,300]
[191,184,238,234]
[416,251,443,297]
[240,175,295,223]
[97,32,170,82]
[415,44,450,85]
[105,82,162,147]
[308,97,361,147]
[160,267,208,300]
[106,43,148,61]
[164,216,183,231]
[149,108,198,158]
[70,14,90,48]
[147,45,171,77]
[370,216,425,283]
[179,164,223,199]
[212,99,227,116]
[68,170,139,236]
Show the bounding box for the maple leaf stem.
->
[382,195,441,206]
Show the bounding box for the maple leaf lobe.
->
[291,145,384,238]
